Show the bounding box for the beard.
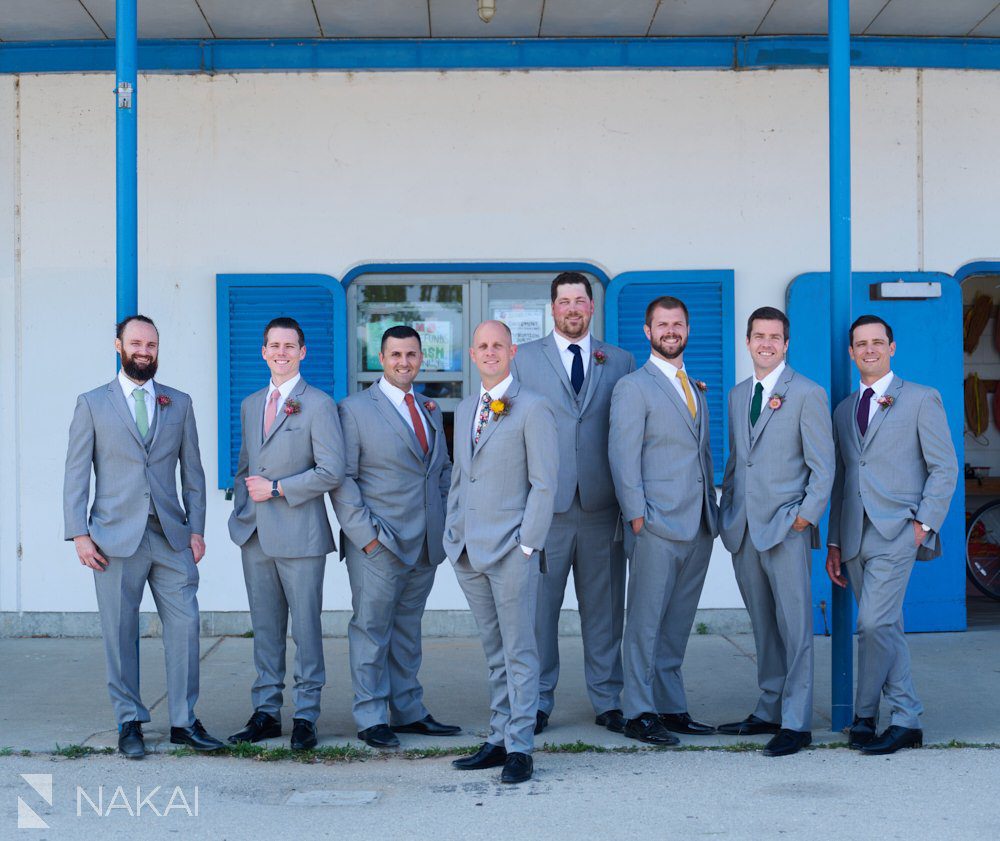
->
[555,312,590,340]
[651,334,687,360]
[121,349,158,381]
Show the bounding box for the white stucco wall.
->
[1,66,997,613]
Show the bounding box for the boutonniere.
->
[424,400,438,413]
[768,394,785,411]
[593,350,607,365]
[489,397,511,420]
[283,398,302,416]
[156,394,171,407]
[694,380,708,392]
[876,395,894,410]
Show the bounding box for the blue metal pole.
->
[115,0,138,323]
[829,0,854,733]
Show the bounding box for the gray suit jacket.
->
[720,366,834,553]
[332,385,452,566]
[443,379,558,571]
[228,377,346,558]
[828,376,957,561]
[609,360,719,543]
[63,380,207,558]
[511,333,634,513]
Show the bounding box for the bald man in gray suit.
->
[64,315,223,758]
[229,316,346,752]
[332,325,459,749]
[610,296,719,746]
[827,315,957,755]
[719,307,834,757]
[511,272,634,736]
[446,320,558,785]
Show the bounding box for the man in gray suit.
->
[64,315,223,758]
[446,320,558,784]
[718,306,834,756]
[228,316,346,751]
[826,314,957,755]
[609,296,719,745]
[510,271,634,735]
[332,325,460,749]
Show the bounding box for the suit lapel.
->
[106,381,146,450]
[578,339,605,416]
[541,335,577,403]
[262,378,306,445]
[457,395,474,468]
[417,393,443,467]
[371,384,425,463]
[861,376,902,452]
[735,378,752,454]
[148,384,166,452]
[750,366,795,450]
[644,361,697,439]
[474,380,519,458]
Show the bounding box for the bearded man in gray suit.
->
[826,315,957,755]
[510,272,634,736]
[609,296,719,746]
[64,315,224,759]
[228,317,346,751]
[718,307,834,756]
[332,325,460,749]
[446,320,558,785]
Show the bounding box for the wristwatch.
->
[271,480,280,498]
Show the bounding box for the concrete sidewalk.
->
[2,629,998,754]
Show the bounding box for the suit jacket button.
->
[746,462,753,468]
[470,477,476,483]
[860,460,866,466]
[697,477,703,483]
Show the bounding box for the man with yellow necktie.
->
[609,296,720,745]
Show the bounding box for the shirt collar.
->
[648,355,686,381]
[552,330,592,357]
[860,370,894,398]
[754,361,786,396]
[479,373,513,402]
[118,368,156,400]
[378,376,413,407]
[268,373,301,402]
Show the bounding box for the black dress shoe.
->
[357,723,400,749]
[391,714,461,736]
[860,725,923,755]
[228,710,281,745]
[452,742,507,770]
[848,716,877,750]
[500,752,533,784]
[595,709,626,733]
[660,712,716,735]
[170,719,225,752]
[291,719,318,751]
[763,729,812,757]
[717,714,781,736]
[624,713,680,746]
[118,721,145,760]
[534,710,549,735]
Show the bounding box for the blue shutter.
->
[605,270,735,484]
[216,274,347,489]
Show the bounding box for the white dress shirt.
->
[858,370,895,426]
[647,355,697,417]
[118,368,157,427]
[262,373,301,435]
[378,376,432,445]
[475,373,533,554]
[551,330,591,381]
[749,361,786,418]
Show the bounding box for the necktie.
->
[404,393,429,455]
[132,387,149,437]
[750,381,764,426]
[474,393,491,445]
[856,387,875,436]
[677,370,697,419]
[568,343,584,394]
[264,388,280,436]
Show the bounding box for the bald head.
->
[470,320,517,389]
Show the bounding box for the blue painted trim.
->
[953,260,1000,283]
[604,268,735,485]
[340,261,612,290]
[215,273,345,489]
[4,36,1000,74]
[115,0,138,325]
